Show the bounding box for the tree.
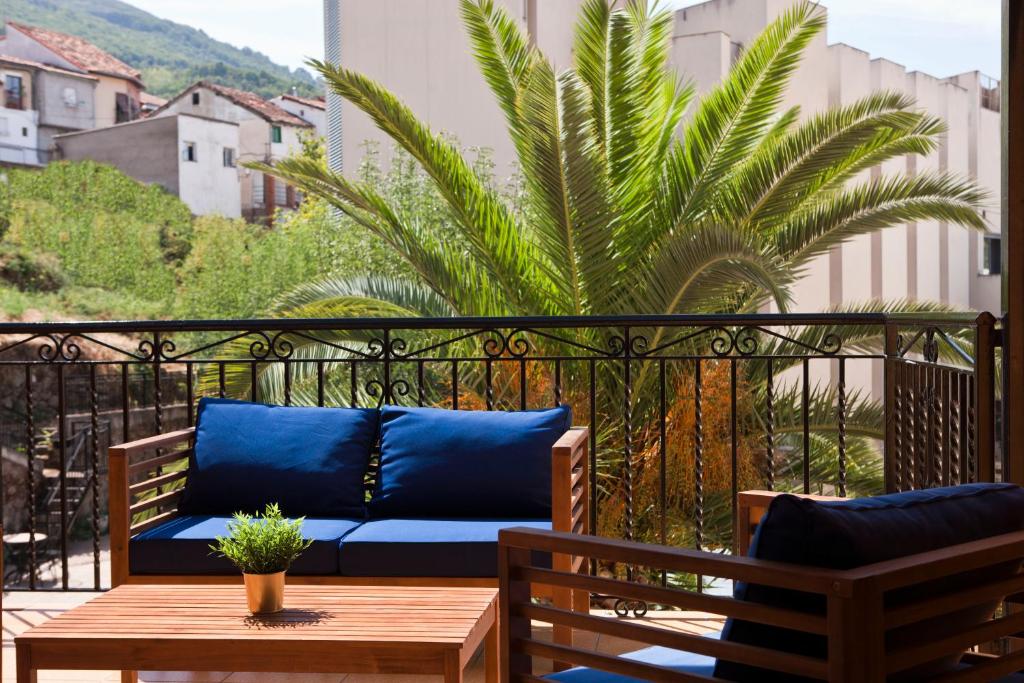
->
[251,0,986,546]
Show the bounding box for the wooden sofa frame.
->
[500,500,1024,682]
[109,424,590,610]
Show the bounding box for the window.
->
[271,125,282,143]
[274,180,287,206]
[115,92,132,123]
[182,141,197,163]
[21,127,27,137]
[251,171,264,206]
[222,147,236,168]
[982,235,1002,275]
[62,87,78,108]
[192,91,201,106]
[4,75,23,110]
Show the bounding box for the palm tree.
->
[247,0,987,547]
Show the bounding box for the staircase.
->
[33,426,100,549]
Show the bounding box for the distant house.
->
[0,57,40,166]
[270,93,326,137]
[55,114,242,218]
[153,81,313,221]
[0,21,144,128]
[0,54,97,160]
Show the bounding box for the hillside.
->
[1,0,320,99]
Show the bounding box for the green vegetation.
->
[3,0,318,99]
[256,0,987,546]
[210,504,313,575]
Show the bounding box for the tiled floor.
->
[1,591,723,682]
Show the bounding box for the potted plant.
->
[210,503,313,614]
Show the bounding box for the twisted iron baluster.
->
[623,332,633,547]
[837,359,847,497]
[968,377,977,482]
[89,366,101,590]
[25,366,36,590]
[765,360,774,491]
[917,373,929,489]
[950,378,962,484]
[932,374,944,488]
[485,359,493,410]
[694,359,704,553]
[893,369,904,491]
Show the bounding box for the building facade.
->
[0,57,40,166]
[0,22,143,129]
[271,94,327,137]
[55,114,242,218]
[153,81,311,220]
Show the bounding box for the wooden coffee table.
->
[15,584,498,683]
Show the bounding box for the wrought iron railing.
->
[0,313,1000,591]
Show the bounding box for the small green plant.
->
[210,503,313,575]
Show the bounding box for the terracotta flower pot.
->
[243,571,285,614]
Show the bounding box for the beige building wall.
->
[331,0,584,176]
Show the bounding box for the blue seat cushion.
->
[130,515,361,575]
[178,397,378,518]
[338,518,552,577]
[546,642,717,681]
[369,405,572,518]
[716,483,1024,682]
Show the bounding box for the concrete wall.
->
[57,115,180,195]
[329,0,584,176]
[35,70,96,133]
[176,114,242,218]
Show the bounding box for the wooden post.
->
[976,312,997,482]
[107,446,130,587]
[498,543,532,681]
[1005,0,1024,485]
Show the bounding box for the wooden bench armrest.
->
[737,490,846,555]
[109,427,195,587]
[552,426,588,535]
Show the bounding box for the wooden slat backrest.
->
[500,526,1024,682]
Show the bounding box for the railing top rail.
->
[0,311,990,334]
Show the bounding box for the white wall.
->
[176,114,242,218]
[272,97,327,137]
[0,106,40,166]
[331,0,584,176]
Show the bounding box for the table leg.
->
[443,649,464,683]
[15,643,36,683]
[121,671,138,683]
[485,615,499,683]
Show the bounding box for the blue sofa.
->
[109,398,589,587]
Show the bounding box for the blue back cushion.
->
[179,398,379,518]
[715,483,1024,682]
[369,405,572,518]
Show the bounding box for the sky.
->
[123,0,1001,80]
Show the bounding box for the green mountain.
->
[1,0,321,99]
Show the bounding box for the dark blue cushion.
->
[546,643,717,681]
[716,483,1024,682]
[369,405,572,518]
[129,515,362,575]
[338,518,552,577]
[179,398,379,518]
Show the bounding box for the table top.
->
[17,584,498,647]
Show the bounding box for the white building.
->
[271,94,326,137]
[55,114,243,218]
[322,0,1001,321]
[153,81,312,221]
[0,57,41,166]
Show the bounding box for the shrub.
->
[210,503,313,575]
[0,246,66,292]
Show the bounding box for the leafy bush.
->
[0,246,66,292]
[210,504,313,575]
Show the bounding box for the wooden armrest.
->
[552,427,588,535]
[109,428,194,587]
[737,490,845,556]
[110,427,195,458]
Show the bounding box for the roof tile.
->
[5,21,142,84]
